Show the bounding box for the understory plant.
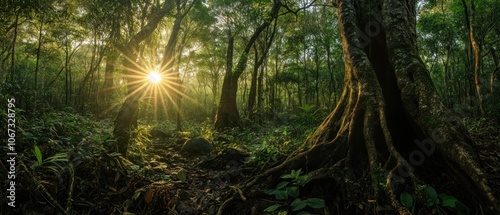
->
[263,169,325,214]
[400,185,470,215]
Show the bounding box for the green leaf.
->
[296,174,312,186]
[264,204,282,212]
[297,212,314,215]
[291,198,308,211]
[263,189,275,195]
[287,186,299,198]
[439,194,458,208]
[101,133,111,141]
[423,185,438,206]
[400,193,413,208]
[276,181,289,189]
[43,152,68,164]
[281,173,294,179]
[305,198,325,209]
[274,189,288,200]
[34,145,43,166]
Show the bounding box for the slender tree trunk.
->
[490,47,498,96]
[257,62,264,116]
[65,33,70,105]
[219,1,498,214]
[467,0,485,116]
[9,12,19,83]
[35,14,44,91]
[247,45,259,118]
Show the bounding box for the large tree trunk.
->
[215,34,241,129]
[218,1,498,214]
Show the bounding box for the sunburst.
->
[99,51,196,122]
[147,71,162,84]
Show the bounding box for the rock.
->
[180,137,214,156]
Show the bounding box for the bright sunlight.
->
[148,71,162,84]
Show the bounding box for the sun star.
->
[148,71,162,84]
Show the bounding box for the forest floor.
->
[2,112,499,215]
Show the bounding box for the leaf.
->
[108,152,122,157]
[297,212,314,215]
[133,188,145,200]
[177,168,187,182]
[305,198,325,209]
[296,174,312,186]
[291,198,308,211]
[423,185,438,206]
[34,145,43,166]
[43,152,68,164]
[101,133,111,141]
[263,189,275,195]
[281,173,294,179]
[264,204,282,212]
[439,194,457,208]
[276,181,289,189]
[400,193,413,208]
[274,189,288,200]
[287,186,299,198]
[144,188,154,205]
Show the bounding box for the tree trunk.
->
[102,51,117,103]
[247,45,259,118]
[218,1,498,214]
[9,12,18,83]
[215,34,241,129]
[113,1,175,156]
[467,0,485,116]
[34,14,44,91]
[214,0,281,130]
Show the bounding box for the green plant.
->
[263,169,325,214]
[400,185,470,215]
[33,145,43,166]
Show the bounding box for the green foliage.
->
[400,192,414,208]
[128,125,153,161]
[263,169,325,214]
[33,145,43,166]
[400,185,470,214]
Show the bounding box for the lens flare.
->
[148,71,162,84]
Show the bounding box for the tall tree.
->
[113,1,175,156]
[218,0,498,214]
[214,0,282,130]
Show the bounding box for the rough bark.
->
[218,1,498,214]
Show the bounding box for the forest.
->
[1,0,499,214]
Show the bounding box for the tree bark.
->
[218,0,498,214]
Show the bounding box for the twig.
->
[216,196,235,215]
[229,185,246,201]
